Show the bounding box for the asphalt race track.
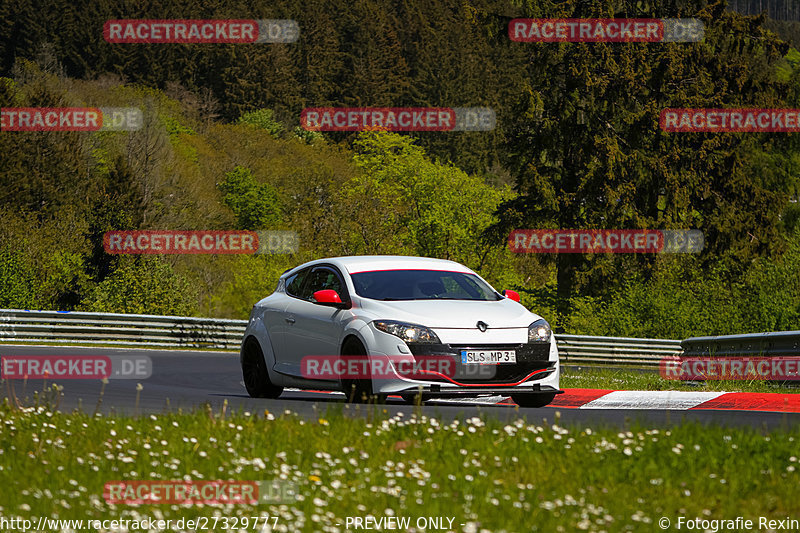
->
[2,345,799,430]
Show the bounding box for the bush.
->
[0,245,38,309]
[562,238,800,338]
[238,109,284,137]
[205,254,299,319]
[80,257,196,316]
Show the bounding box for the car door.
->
[281,265,350,377]
[268,267,310,365]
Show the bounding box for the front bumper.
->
[367,340,560,394]
[393,384,563,399]
[408,342,553,383]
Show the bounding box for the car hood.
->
[358,298,541,329]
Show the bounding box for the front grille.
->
[407,343,553,384]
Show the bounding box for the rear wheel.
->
[511,393,556,408]
[241,339,283,399]
[340,339,386,404]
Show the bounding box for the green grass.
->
[1,397,799,532]
[561,366,800,394]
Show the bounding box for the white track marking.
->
[427,396,510,405]
[580,390,726,410]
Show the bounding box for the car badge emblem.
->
[477,321,488,332]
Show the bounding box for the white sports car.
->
[240,255,561,407]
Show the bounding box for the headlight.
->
[373,320,441,344]
[528,319,551,343]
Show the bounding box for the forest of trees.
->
[727,0,800,21]
[2,0,800,338]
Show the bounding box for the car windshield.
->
[351,269,501,301]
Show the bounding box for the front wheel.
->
[241,339,283,399]
[340,339,386,404]
[511,393,556,408]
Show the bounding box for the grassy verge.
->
[561,366,800,394]
[0,399,799,532]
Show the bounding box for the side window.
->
[301,267,346,301]
[285,268,310,298]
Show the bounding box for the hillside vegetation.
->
[2,0,800,337]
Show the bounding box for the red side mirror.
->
[502,289,520,302]
[313,289,343,305]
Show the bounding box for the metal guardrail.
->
[2,309,792,367]
[682,331,800,358]
[557,334,682,367]
[0,309,685,366]
[0,309,246,350]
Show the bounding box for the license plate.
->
[460,350,516,364]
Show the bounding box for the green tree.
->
[218,166,282,230]
[335,131,527,292]
[498,1,798,325]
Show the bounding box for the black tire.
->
[241,339,283,399]
[511,393,556,408]
[340,339,386,404]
